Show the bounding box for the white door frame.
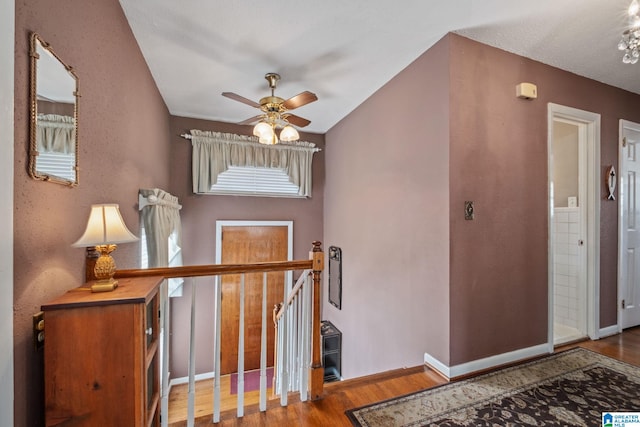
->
[0,0,14,423]
[547,103,601,350]
[618,119,640,330]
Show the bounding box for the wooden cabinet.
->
[42,276,163,427]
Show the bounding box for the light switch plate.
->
[465,201,474,220]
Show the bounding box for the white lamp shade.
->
[279,125,300,142]
[72,204,139,247]
[259,133,278,145]
[253,122,274,139]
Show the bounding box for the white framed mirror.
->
[29,33,79,186]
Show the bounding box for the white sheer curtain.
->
[36,114,75,154]
[139,188,184,297]
[190,130,320,197]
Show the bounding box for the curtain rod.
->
[180,133,193,140]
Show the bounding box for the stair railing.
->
[115,241,324,426]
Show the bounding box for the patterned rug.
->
[346,348,640,426]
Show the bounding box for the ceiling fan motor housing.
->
[259,96,286,113]
[221,71,316,129]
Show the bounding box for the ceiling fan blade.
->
[237,115,263,125]
[221,92,261,109]
[282,91,318,110]
[284,114,311,128]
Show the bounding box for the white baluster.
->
[296,290,302,396]
[305,274,313,397]
[187,279,197,427]
[259,272,268,411]
[213,276,222,423]
[237,274,245,417]
[298,283,308,402]
[280,305,288,406]
[291,296,298,391]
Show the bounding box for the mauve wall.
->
[448,34,550,365]
[323,36,451,377]
[14,1,170,425]
[167,115,325,377]
[448,34,640,365]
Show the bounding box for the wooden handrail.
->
[115,259,314,279]
[274,271,311,321]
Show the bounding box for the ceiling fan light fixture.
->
[280,125,300,142]
[253,121,273,138]
[223,73,318,142]
[259,132,278,145]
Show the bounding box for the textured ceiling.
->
[119,0,639,134]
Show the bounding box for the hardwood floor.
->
[168,326,640,426]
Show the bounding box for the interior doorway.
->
[215,221,293,374]
[547,104,601,347]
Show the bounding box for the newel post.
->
[309,241,324,400]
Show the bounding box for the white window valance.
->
[190,130,320,198]
[36,113,75,154]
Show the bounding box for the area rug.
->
[346,348,640,426]
[230,367,274,395]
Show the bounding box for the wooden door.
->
[220,225,289,374]
[620,120,640,329]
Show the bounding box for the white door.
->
[619,120,640,329]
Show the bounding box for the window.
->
[190,130,320,198]
[35,151,75,182]
[140,225,183,297]
[139,189,184,297]
[209,166,301,197]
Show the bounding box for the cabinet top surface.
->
[42,276,164,311]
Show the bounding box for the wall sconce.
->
[72,204,138,292]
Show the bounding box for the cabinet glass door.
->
[145,293,160,426]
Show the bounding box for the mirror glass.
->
[29,33,79,186]
[328,246,342,309]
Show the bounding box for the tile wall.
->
[553,207,581,329]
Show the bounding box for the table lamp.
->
[72,204,139,292]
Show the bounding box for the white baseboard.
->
[598,324,620,339]
[169,371,216,388]
[424,343,550,379]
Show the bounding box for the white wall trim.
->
[0,0,14,423]
[547,103,601,346]
[215,220,293,264]
[170,371,215,387]
[599,324,620,339]
[424,344,550,379]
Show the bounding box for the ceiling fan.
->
[222,73,317,144]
